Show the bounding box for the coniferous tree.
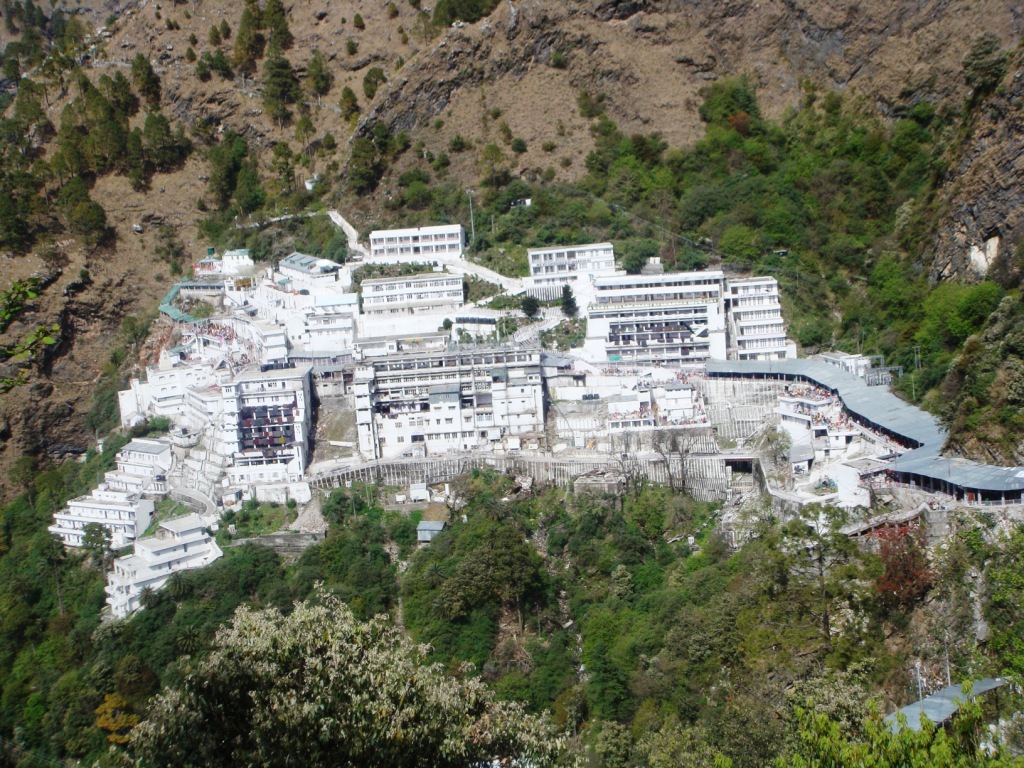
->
[339,86,359,119]
[263,0,293,53]
[233,160,265,213]
[306,49,333,105]
[232,6,264,84]
[560,284,578,317]
[130,53,161,107]
[262,55,299,125]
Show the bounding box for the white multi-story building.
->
[105,514,222,618]
[117,354,232,428]
[354,347,544,460]
[298,295,359,352]
[50,488,155,549]
[360,273,465,317]
[583,271,728,365]
[220,366,313,486]
[724,277,792,361]
[103,438,173,496]
[523,242,617,298]
[369,224,465,259]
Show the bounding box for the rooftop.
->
[159,514,208,534]
[707,359,1024,494]
[122,439,170,455]
[280,252,339,275]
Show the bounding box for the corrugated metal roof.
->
[706,359,1024,494]
[707,359,944,448]
[885,678,1007,732]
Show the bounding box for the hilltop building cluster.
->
[53,215,1024,620]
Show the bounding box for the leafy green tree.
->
[560,284,577,317]
[130,53,161,107]
[208,23,221,45]
[353,12,365,29]
[782,696,1022,767]
[521,294,540,318]
[698,76,760,127]
[132,590,561,767]
[70,198,109,247]
[306,49,333,104]
[220,19,231,39]
[619,238,659,274]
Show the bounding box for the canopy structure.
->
[884,678,1008,733]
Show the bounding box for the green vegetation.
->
[0,454,1023,765]
[218,499,290,543]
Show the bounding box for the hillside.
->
[0,0,1022,486]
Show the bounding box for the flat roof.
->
[527,242,613,255]
[595,271,725,288]
[234,365,313,383]
[369,224,463,238]
[361,273,459,287]
[122,439,170,455]
[159,514,207,534]
[315,294,359,307]
[280,252,338,274]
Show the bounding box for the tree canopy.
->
[132,590,561,768]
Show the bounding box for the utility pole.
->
[466,189,476,250]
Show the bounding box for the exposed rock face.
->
[354,0,1021,152]
[930,57,1024,283]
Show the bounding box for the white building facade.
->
[583,271,728,365]
[360,273,465,317]
[354,347,544,460]
[724,276,792,361]
[220,366,313,486]
[369,224,465,259]
[523,242,617,298]
[50,489,155,549]
[105,514,222,618]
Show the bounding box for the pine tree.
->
[130,53,161,107]
[263,0,293,54]
[306,49,333,105]
[262,55,299,125]
[560,284,578,317]
[339,86,359,120]
[232,6,264,83]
